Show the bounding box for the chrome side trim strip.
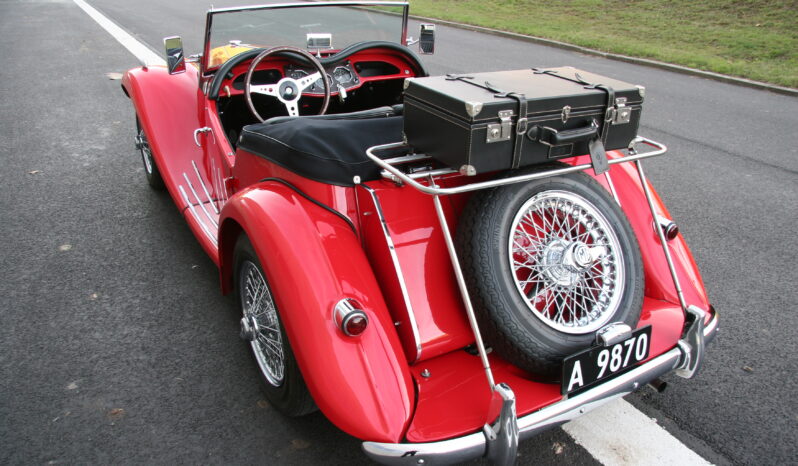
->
[362,309,719,466]
[192,160,220,214]
[182,172,219,228]
[179,186,218,246]
[359,184,423,362]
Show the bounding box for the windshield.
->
[203,2,408,73]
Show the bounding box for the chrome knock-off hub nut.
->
[239,315,258,342]
[570,243,593,269]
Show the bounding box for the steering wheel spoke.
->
[249,83,279,97]
[297,72,322,92]
[244,46,330,122]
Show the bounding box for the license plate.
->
[561,326,652,395]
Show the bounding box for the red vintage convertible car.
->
[122,2,718,464]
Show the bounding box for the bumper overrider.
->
[363,305,719,466]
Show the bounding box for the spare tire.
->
[457,166,644,380]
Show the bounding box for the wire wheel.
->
[138,127,155,174]
[509,190,625,334]
[457,167,644,379]
[240,260,285,387]
[135,117,164,189]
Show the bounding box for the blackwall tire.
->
[234,235,316,416]
[135,117,165,190]
[457,166,644,380]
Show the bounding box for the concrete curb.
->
[411,14,798,97]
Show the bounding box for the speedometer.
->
[333,66,353,84]
[289,69,308,80]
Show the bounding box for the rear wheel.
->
[457,167,644,380]
[234,235,316,416]
[135,118,164,190]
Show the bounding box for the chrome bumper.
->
[363,306,719,466]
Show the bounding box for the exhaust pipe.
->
[648,377,668,393]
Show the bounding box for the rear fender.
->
[577,154,710,312]
[218,181,414,443]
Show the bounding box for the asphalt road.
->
[1,0,796,465]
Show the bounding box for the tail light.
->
[334,298,369,337]
[655,214,679,241]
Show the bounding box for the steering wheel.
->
[244,46,331,122]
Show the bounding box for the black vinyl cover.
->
[238,108,404,186]
[403,67,645,174]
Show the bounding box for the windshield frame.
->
[201,1,410,76]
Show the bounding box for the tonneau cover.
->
[238,107,404,186]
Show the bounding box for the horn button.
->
[279,81,300,101]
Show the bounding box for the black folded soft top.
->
[238,106,405,186]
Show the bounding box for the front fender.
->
[218,181,414,443]
[121,66,222,261]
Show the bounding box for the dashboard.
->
[284,61,358,94]
[214,44,426,141]
[225,53,409,98]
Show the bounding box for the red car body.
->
[122,2,717,463]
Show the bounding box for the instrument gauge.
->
[289,69,308,80]
[333,66,354,84]
[313,74,333,90]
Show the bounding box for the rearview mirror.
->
[307,33,333,50]
[419,24,435,54]
[164,36,186,75]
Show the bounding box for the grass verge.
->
[409,0,797,88]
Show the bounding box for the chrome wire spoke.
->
[519,216,550,243]
[258,323,280,333]
[257,333,283,357]
[508,190,626,334]
[240,260,285,386]
[516,226,546,250]
[519,274,544,290]
[512,237,540,262]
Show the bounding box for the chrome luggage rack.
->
[366,136,667,195]
[362,137,704,465]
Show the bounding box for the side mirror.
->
[164,36,186,75]
[418,24,435,54]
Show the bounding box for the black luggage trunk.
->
[403,67,645,175]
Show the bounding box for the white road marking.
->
[73,0,165,66]
[563,399,712,465]
[72,1,715,464]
